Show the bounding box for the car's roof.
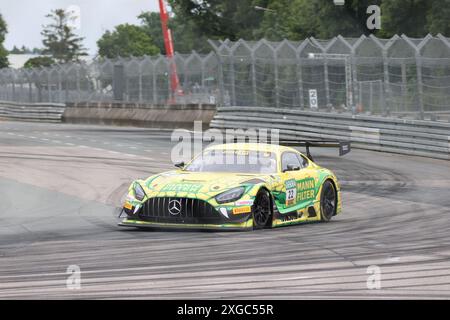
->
[205,143,298,154]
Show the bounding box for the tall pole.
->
[158,0,181,101]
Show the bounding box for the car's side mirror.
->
[174,162,185,169]
[284,164,300,172]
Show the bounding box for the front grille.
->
[138,197,223,224]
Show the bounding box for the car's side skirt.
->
[272,200,322,227]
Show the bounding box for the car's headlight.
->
[215,187,245,204]
[133,183,146,201]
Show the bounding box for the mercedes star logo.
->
[168,199,182,216]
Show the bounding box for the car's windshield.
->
[184,149,277,174]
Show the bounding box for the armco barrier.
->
[210,106,450,160]
[0,101,65,122]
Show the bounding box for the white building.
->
[7,54,40,69]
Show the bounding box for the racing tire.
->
[320,180,337,222]
[252,189,272,229]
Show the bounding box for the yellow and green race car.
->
[119,141,349,231]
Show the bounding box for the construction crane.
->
[158,0,182,102]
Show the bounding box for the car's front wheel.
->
[320,180,337,222]
[252,189,272,229]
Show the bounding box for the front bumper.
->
[119,196,253,230]
[118,217,253,231]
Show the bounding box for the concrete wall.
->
[63,102,216,129]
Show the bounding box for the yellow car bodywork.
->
[119,143,341,230]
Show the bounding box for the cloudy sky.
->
[1,0,160,54]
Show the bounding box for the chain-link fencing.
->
[210,34,450,120]
[0,34,449,120]
[0,52,221,105]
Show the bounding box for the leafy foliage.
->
[0,13,9,68]
[97,23,160,58]
[138,11,210,54]
[167,0,448,43]
[24,56,55,69]
[10,46,43,54]
[41,9,87,63]
[96,0,449,57]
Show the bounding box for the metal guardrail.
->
[210,106,450,160]
[0,101,66,122]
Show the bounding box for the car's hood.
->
[142,170,272,196]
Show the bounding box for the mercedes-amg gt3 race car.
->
[119,141,349,230]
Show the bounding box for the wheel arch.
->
[253,185,275,228]
[318,177,339,218]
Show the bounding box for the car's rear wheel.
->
[252,189,272,229]
[320,180,337,222]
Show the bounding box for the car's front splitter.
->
[118,218,254,231]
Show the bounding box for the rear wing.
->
[279,140,351,161]
[223,136,350,161]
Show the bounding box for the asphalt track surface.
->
[1,120,450,299]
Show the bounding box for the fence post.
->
[113,64,125,101]
[297,55,304,109]
[58,71,63,103]
[11,72,16,102]
[274,53,280,108]
[37,72,42,103]
[28,77,32,103]
[251,51,257,106]
[401,63,406,113]
[76,68,81,102]
[230,55,236,106]
[65,71,69,102]
[167,60,171,101]
[351,53,358,114]
[324,56,330,107]
[200,58,206,91]
[215,53,225,106]
[47,71,51,102]
[382,48,390,116]
[152,71,157,105]
[415,53,424,119]
[138,70,143,102]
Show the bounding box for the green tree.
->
[169,0,450,42]
[41,9,87,63]
[32,47,43,54]
[10,45,21,54]
[24,56,55,69]
[168,0,384,41]
[97,23,160,58]
[426,0,450,36]
[9,45,35,54]
[138,11,210,54]
[137,12,165,54]
[168,0,265,41]
[0,13,9,68]
[380,0,430,37]
[283,0,382,39]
